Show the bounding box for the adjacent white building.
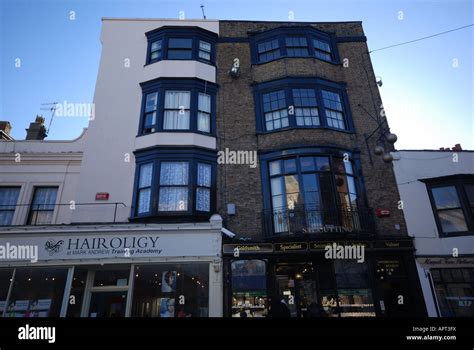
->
[0,19,223,318]
[392,149,474,317]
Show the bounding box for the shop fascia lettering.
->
[67,236,160,250]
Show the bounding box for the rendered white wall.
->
[73,19,219,223]
[392,151,474,256]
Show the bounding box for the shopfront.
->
[417,256,474,317]
[0,226,223,317]
[223,239,426,317]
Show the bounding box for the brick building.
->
[216,21,426,317]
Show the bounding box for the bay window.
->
[145,27,217,65]
[132,148,216,219]
[261,149,372,237]
[254,77,353,133]
[139,78,217,135]
[251,27,339,64]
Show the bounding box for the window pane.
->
[132,263,209,317]
[284,158,297,173]
[139,163,153,188]
[199,40,211,52]
[160,162,189,185]
[165,91,191,109]
[198,93,211,112]
[164,91,191,130]
[8,267,68,317]
[168,38,192,48]
[198,112,210,133]
[0,269,14,314]
[438,209,468,233]
[0,187,20,225]
[271,177,284,196]
[145,92,158,112]
[322,90,343,111]
[138,189,151,214]
[300,157,316,171]
[197,163,212,187]
[158,187,188,211]
[315,157,330,171]
[464,185,474,206]
[313,38,331,53]
[196,188,210,212]
[151,40,162,51]
[94,267,130,287]
[302,174,318,192]
[269,160,282,176]
[32,187,57,208]
[163,111,190,129]
[432,186,461,209]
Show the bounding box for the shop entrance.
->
[88,291,127,317]
[275,262,316,317]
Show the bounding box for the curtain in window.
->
[159,162,189,211]
[159,188,188,211]
[160,162,188,185]
[196,163,211,212]
[137,163,153,214]
[164,91,190,130]
[198,93,211,133]
[0,188,20,225]
[29,187,58,225]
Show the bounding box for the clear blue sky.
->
[1,0,472,150]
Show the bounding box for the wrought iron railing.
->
[0,202,128,226]
[262,205,375,238]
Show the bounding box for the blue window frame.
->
[286,36,309,57]
[132,148,217,219]
[259,147,369,237]
[253,77,354,133]
[138,78,218,136]
[250,26,339,64]
[257,38,281,62]
[145,26,217,65]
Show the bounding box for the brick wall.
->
[216,21,406,239]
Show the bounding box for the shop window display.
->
[131,263,209,317]
[0,268,14,315]
[231,260,267,317]
[7,267,68,317]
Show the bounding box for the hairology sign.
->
[0,231,219,262]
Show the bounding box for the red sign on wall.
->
[95,192,110,200]
[376,208,390,217]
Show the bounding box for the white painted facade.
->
[392,150,474,317]
[0,19,223,317]
[0,130,86,225]
[73,19,218,223]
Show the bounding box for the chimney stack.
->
[0,121,13,140]
[25,115,47,140]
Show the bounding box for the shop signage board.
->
[0,231,220,263]
[224,240,414,256]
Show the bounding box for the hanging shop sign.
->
[0,231,219,263]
